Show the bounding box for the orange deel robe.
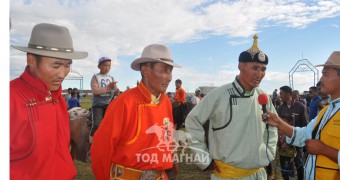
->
[91,81,174,180]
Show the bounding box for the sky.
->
[9,0,340,94]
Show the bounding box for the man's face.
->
[238,62,266,91]
[28,54,72,91]
[99,61,111,74]
[308,89,317,98]
[143,62,173,96]
[195,90,201,96]
[319,67,340,98]
[279,90,287,102]
[292,92,299,101]
[175,82,181,89]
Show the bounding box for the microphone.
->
[258,94,268,113]
[258,94,269,127]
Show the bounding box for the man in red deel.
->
[10,23,88,179]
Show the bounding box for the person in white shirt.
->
[191,88,201,107]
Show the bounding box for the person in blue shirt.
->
[68,91,81,109]
[308,86,321,121]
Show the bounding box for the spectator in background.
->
[308,86,321,121]
[173,79,187,129]
[167,92,174,104]
[292,90,307,107]
[190,88,201,107]
[173,79,186,106]
[272,89,278,99]
[68,90,81,109]
[65,87,72,109]
[277,86,307,180]
[72,87,80,100]
[89,56,119,144]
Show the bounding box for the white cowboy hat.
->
[12,23,88,59]
[315,51,340,69]
[131,44,181,71]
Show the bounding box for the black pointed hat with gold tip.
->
[239,34,268,65]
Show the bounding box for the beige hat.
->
[131,44,181,71]
[12,23,88,59]
[315,51,340,69]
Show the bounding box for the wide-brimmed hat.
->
[131,44,181,71]
[315,51,340,69]
[12,23,88,59]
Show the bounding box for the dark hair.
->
[68,88,73,91]
[140,62,155,78]
[140,62,155,69]
[175,79,182,85]
[337,68,340,76]
[309,86,317,92]
[280,85,292,95]
[71,91,77,96]
[316,81,321,87]
[28,53,42,65]
[292,90,300,95]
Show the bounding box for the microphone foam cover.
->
[258,94,268,105]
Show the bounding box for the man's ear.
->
[141,66,149,77]
[238,62,243,70]
[27,54,36,67]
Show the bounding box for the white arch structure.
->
[289,59,319,90]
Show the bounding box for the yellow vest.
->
[313,106,340,179]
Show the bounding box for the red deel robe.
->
[10,67,76,180]
[91,81,174,180]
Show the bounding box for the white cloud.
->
[9,0,340,92]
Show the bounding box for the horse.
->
[68,107,91,162]
[172,102,194,130]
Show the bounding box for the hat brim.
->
[315,63,340,69]
[12,45,88,60]
[131,57,181,71]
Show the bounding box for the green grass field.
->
[80,96,92,110]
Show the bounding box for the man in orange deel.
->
[91,44,181,180]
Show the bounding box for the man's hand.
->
[261,111,294,137]
[305,139,326,155]
[261,111,282,127]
